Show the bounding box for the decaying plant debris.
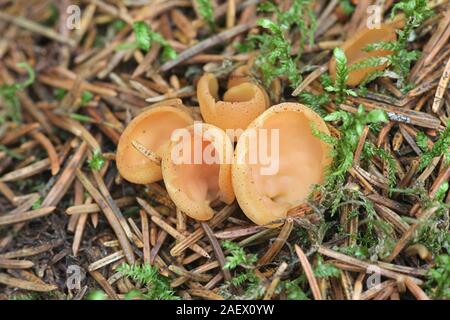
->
[0,0,449,300]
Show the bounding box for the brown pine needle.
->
[76,169,135,265]
[0,273,57,292]
[0,206,56,226]
[131,139,162,164]
[294,245,322,300]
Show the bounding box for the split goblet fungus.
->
[329,24,397,87]
[227,65,253,88]
[116,105,194,184]
[161,123,235,221]
[197,73,270,134]
[232,103,332,227]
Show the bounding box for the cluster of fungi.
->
[116,71,331,227]
[117,22,395,228]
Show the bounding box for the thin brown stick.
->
[0,273,57,292]
[318,246,423,284]
[404,277,431,300]
[89,270,120,300]
[41,141,88,207]
[30,131,60,175]
[263,262,288,300]
[160,23,253,71]
[0,257,34,269]
[201,222,232,282]
[258,218,293,265]
[140,210,151,265]
[151,215,210,258]
[76,169,135,264]
[295,245,322,300]
[0,240,62,259]
[0,11,75,46]
[170,203,237,257]
[0,206,56,226]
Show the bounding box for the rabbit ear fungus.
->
[232,103,332,227]
[197,73,269,134]
[329,24,397,87]
[116,105,194,184]
[161,123,235,221]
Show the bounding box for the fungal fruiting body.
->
[116,105,194,184]
[232,103,332,227]
[227,65,253,88]
[197,73,270,134]
[161,123,235,221]
[329,24,397,86]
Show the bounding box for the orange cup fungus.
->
[197,73,270,134]
[329,24,397,86]
[227,65,253,88]
[116,105,194,184]
[161,123,235,221]
[232,103,332,227]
